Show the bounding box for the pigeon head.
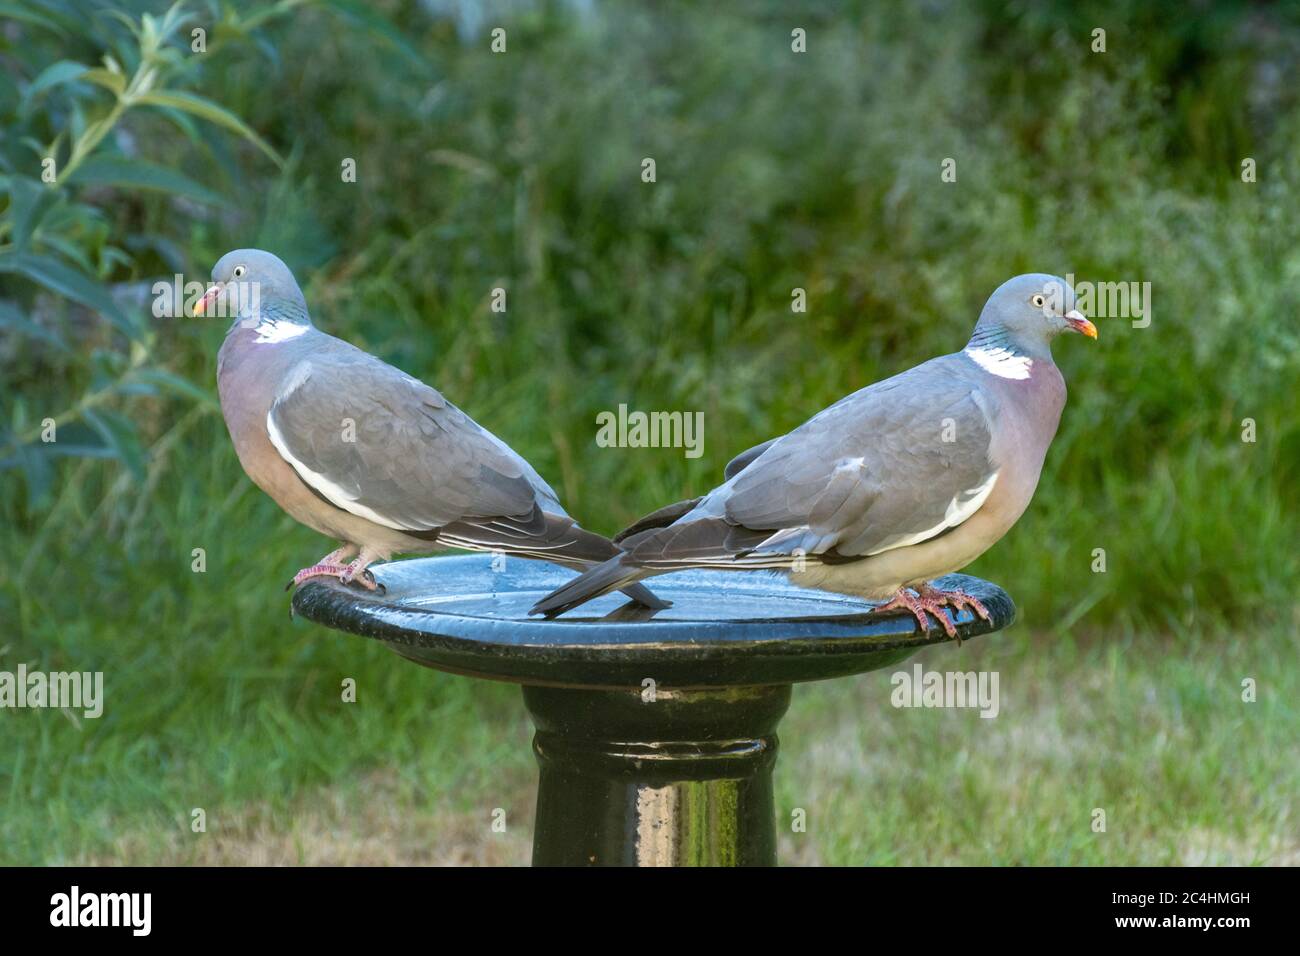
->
[969,273,1097,358]
[194,248,310,328]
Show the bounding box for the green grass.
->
[778,623,1298,865]
[4,551,1295,864]
[2,0,1298,863]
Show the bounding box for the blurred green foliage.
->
[0,1,1297,863]
[6,0,1295,627]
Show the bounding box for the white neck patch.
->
[253,318,309,344]
[965,345,1033,380]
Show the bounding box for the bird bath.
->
[292,553,1015,865]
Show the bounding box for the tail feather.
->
[440,513,669,610]
[556,525,669,610]
[619,580,670,610]
[530,553,654,617]
[613,497,703,546]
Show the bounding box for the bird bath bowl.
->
[292,553,1015,865]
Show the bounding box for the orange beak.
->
[193,282,222,316]
[1065,309,1098,339]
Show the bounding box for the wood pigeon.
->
[205,248,667,607]
[530,273,1097,634]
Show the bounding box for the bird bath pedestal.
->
[292,554,1015,866]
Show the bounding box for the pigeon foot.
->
[916,582,991,630]
[287,562,351,591]
[873,584,990,643]
[286,545,385,594]
[286,562,385,594]
[339,565,384,593]
[286,545,362,591]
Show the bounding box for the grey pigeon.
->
[205,248,667,607]
[530,273,1096,633]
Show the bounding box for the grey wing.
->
[627,361,1000,566]
[724,438,778,479]
[266,349,549,535]
[612,437,779,547]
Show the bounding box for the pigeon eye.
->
[233,265,246,279]
[1030,293,1047,309]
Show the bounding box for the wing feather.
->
[267,345,545,532]
[624,355,1000,567]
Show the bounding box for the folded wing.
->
[265,345,608,559]
[627,358,1000,568]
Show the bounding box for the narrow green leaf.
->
[23,61,88,104]
[0,424,114,465]
[82,68,127,97]
[83,407,146,480]
[136,90,283,167]
[3,175,61,249]
[11,442,54,508]
[0,299,70,352]
[318,0,430,74]
[0,2,67,34]
[0,250,138,339]
[132,369,219,409]
[68,156,225,205]
[146,104,200,142]
[37,232,99,275]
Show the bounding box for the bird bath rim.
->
[290,554,1015,690]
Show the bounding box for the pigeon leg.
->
[320,544,360,565]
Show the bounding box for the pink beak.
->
[1064,309,1098,339]
[193,283,222,316]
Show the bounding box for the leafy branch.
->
[0,0,300,506]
